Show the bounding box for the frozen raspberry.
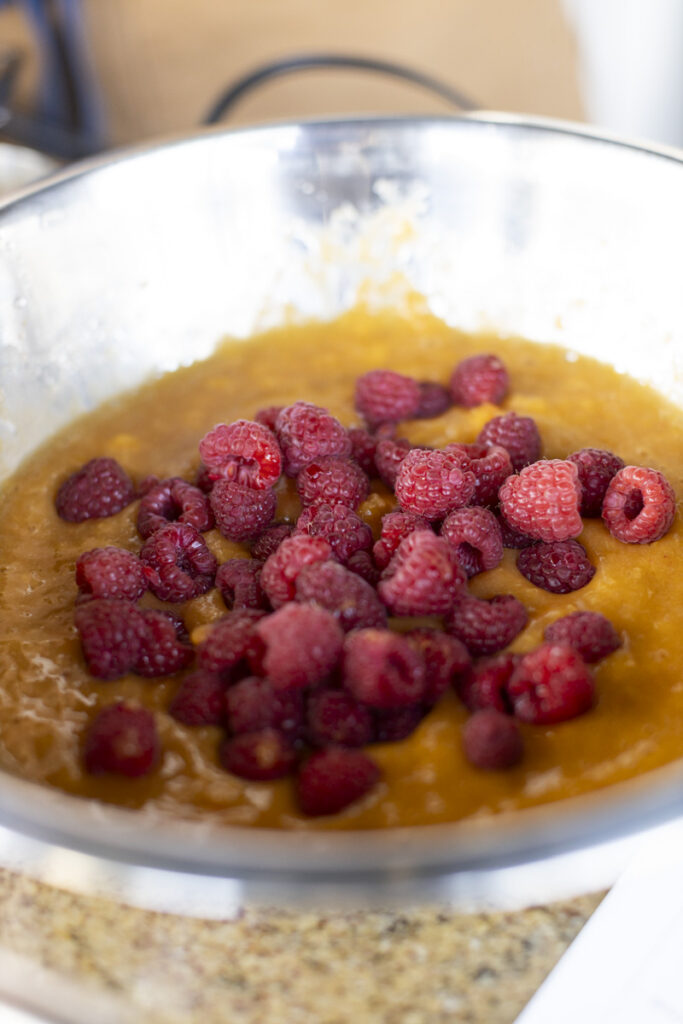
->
[450,354,509,408]
[137,475,160,497]
[378,531,466,616]
[134,609,194,677]
[76,547,147,602]
[56,457,135,522]
[257,603,344,691]
[440,506,503,577]
[224,677,303,741]
[415,381,452,419]
[445,442,514,507]
[140,522,216,602]
[373,510,431,570]
[477,412,542,471]
[210,479,277,542]
[137,477,213,539]
[456,653,519,713]
[499,459,583,542]
[567,448,625,517]
[295,561,387,632]
[508,643,595,724]
[373,705,425,742]
[348,427,378,476]
[199,420,282,489]
[517,539,595,594]
[297,748,380,816]
[406,629,471,704]
[602,465,676,544]
[346,550,382,587]
[195,464,214,494]
[306,689,374,748]
[496,511,538,549]
[374,437,413,488]
[462,710,523,770]
[354,369,421,428]
[260,534,333,609]
[297,456,369,510]
[197,610,266,680]
[446,593,528,656]
[395,449,476,521]
[84,703,159,777]
[275,402,351,476]
[343,629,426,708]
[254,406,284,432]
[296,503,373,563]
[544,611,622,663]
[251,523,295,561]
[169,670,226,725]
[216,558,267,611]
[75,599,145,680]
[220,729,297,781]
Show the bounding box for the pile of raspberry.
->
[58,351,677,817]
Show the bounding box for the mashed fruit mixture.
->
[0,308,682,830]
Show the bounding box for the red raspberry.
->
[415,381,452,419]
[296,503,373,563]
[198,420,282,489]
[373,705,425,742]
[251,523,295,561]
[56,457,135,522]
[456,653,519,713]
[450,354,509,407]
[445,442,514,507]
[378,531,466,616]
[406,629,471,704]
[499,459,583,542]
[257,603,344,691]
[297,748,380,816]
[462,710,523,770]
[137,475,160,497]
[477,412,542,471]
[346,550,382,587]
[210,479,277,542]
[254,406,284,432]
[134,610,194,677]
[567,448,625,517]
[373,510,431,570]
[216,558,267,611]
[297,456,369,510]
[348,427,378,476]
[508,643,595,724]
[84,703,159,777]
[602,465,676,544]
[75,599,145,680]
[260,534,333,608]
[517,539,595,593]
[496,511,538,549]
[197,610,266,680]
[440,506,504,577]
[544,611,622,663]
[394,449,476,521]
[343,629,426,708]
[295,561,387,632]
[220,729,297,781]
[354,369,421,428]
[226,676,304,739]
[446,593,528,656]
[374,437,413,489]
[275,402,351,476]
[169,670,226,725]
[76,547,147,602]
[140,522,216,602]
[306,689,374,748]
[137,477,213,539]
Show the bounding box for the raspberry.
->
[251,523,295,561]
[169,670,226,725]
[450,354,509,407]
[216,558,267,611]
[275,402,351,476]
[445,442,514,507]
[306,689,374,748]
[456,653,519,713]
[477,412,542,471]
[496,511,538,549]
[297,456,369,510]
[394,449,476,521]
[296,503,373,563]
[295,561,387,632]
[374,438,413,489]
[346,550,382,587]
[544,611,622,663]
[84,703,159,777]
[406,629,471,704]
[348,427,378,477]
[75,599,145,680]
[297,748,380,816]
[220,729,297,781]
[137,477,213,539]
[373,705,425,742]
[197,610,266,680]
[602,465,676,544]
[140,522,217,602]
[462,710,523,770]
[210,479,277,542]
[260,534,333,608]
[567,448,625,517]
[257,603,344,690]
[343,629,426,708]
[373,510,431,570]
[499,459,583,542]
[75,547,147,602]
[508,643,595,724]
[56,457,135,522]
[135,609,194,677]
[378,531,466,616]
[254,406,283,432]
[195,464,214,493]
[517,539,595,593]
[446,593,528,656]
[415,381,452,419]
[354,370,421,428]
[198,420,282,489]
[137,475,160,497]
[226,676,304,739]
[440,506,504,577]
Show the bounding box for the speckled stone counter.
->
[0,869,604,1023]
